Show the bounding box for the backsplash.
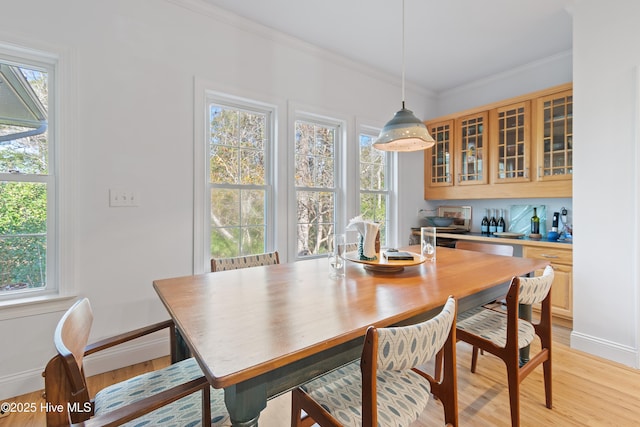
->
[509,204,546,235]
[419,198,572,236]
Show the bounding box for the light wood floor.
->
[2,326,639,426]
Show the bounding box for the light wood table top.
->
[153,245,548,426]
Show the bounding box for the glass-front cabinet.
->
[456,112,488,185]
[423,83,572,200]
[425,120,454,187]
[537,90,573,181]
[492,101,531,183]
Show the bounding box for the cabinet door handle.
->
[538,166,542,178]
[541,254,559,259]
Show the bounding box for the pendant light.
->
[373,0,435,152]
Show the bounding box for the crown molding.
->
[437,49,573,98]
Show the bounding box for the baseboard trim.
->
[570,330,638,368]
[0,336,169,401]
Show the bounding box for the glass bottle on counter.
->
[497,209,506,233]
[481,209,489,235]
[489,209,497,234]
[531,207,540,234]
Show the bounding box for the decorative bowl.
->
[428,216,455,227]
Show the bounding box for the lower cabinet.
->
[523,246,573,324]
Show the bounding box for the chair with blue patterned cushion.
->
[291,296,458,427]
[43,298,230,426]
[211,251,280,272]
[456,265,554,427]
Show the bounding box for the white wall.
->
[0,0,436,399]
[571,0,640,367]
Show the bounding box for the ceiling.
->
[201,0,574,93]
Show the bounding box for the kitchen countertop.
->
[413,230,572,249]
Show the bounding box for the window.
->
[359,130,391,247]
[0,54,55,299]
[207,98,274,258]
[294,115,342,257]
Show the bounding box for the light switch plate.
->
[109,189,139,207]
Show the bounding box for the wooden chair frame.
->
[291,299,459,427]
[456,275,553,427]
[43,299,211,427]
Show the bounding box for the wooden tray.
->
[493,232,524,238]
[344,251,426,272]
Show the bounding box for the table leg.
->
[518,303,532,366]
[173,328,191,362]
[224,379,267,427]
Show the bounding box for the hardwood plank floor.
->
[2,326,639,426]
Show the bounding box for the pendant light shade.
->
[373,103,435,152]
[373,0,434,152]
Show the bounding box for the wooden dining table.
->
[153,245,548,426]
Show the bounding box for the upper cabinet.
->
[491,101,531,183]
[425,120,454,187]
[536,90,573,181]
[456,112,488,186]
[424,83,572,200]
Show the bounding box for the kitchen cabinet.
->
[423,83,572,200]
[456,112,488,185]
[425,119,454,187]
[491,101,531,183]
[523,246,573,325]
[425,113,488,192]
[536,89,573,181]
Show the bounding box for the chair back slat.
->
[211,251,280,272]
[53,298,94,422]
[55,298,93,368]
[375,296,456,370]
[518,265,554,305]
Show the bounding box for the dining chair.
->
[211,250,280,272]
[43,298,230,427]
[456,265,554,427]
[291,296,459,427]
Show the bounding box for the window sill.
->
[0,294,77,321]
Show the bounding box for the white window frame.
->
[289,105,347,260]
[357,124,395,248]
[0,39,76,316]
[194,85,276,273]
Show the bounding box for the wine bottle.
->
[489,209,497,234]
[531,207,540,234]
[481,209,489,235]
[497,209,506,233]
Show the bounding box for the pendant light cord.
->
[401,0,406,110]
